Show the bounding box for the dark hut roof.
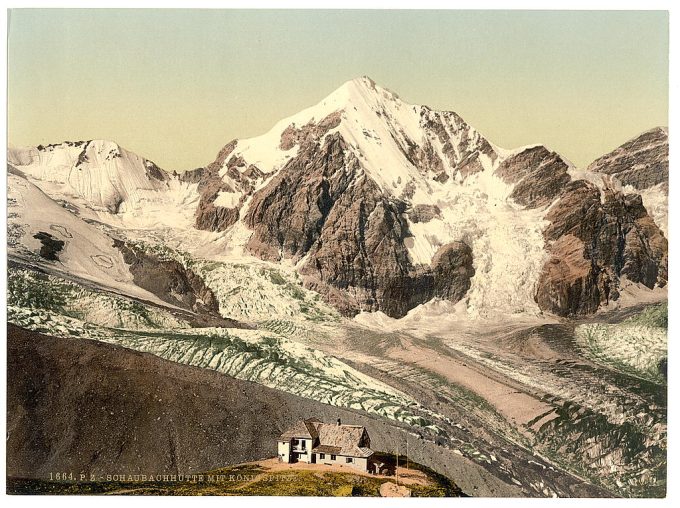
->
[279,418,320,440]
[312,422,373,458]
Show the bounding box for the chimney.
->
[337,418,341,426]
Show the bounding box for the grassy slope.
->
[7,461,461,497]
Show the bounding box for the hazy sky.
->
[8,9,668,171]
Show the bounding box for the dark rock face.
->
[430,242,475,302]
[183,140,261,232]
[75,140,91,167]
[279,111,342,151]
[495,146,572,209]
[244,133,360,262]
[113,240,222,316]
[33,232,65,261]
[587,127,668,190]
[297,171,421,317]
[408,204,441,223]
[535,234,600,316]
[144,160,170,182]
[194,182,242,233]
[420,108,497,179]
[535,181,667,316]
[244,133,474,318]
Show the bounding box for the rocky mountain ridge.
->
[7,77,668,320]
[587,127,668,190]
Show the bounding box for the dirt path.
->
[380,481,411,497]
[247,458,430,487]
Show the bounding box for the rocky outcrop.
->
[535,234,600,316]
[183,140,262,232]
[430,242,475,302]
[114,240,222,316]
[408,204,441,223]
[244,133,359,262]
[402,138,447,182]
[195,199,241,232]
[587,127,668,190]
[419,108,498,179]
[33,232,65,261]
[535,181,667,316]
[279,111,342,150]
[144,160,169,182]
[297,172,426,317]
[244,133,475,318]
[391,108,497,183]
[182,140,238,188]
[495,146,572,208]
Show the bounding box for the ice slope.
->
[7,169,174,307]
[404,159,551,318]
[8,140,200,230]
[9,140,166,212]
[635,184,667,237]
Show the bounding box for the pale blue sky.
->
[8,9,669,170]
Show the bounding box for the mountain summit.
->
[7,77,668,319]
[204,75,500,198]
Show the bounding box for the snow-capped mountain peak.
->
[220,76,501,201]
[8,139,170,211]
[319,75,399,106]
[7,77,668,322]
[8,139,199,229]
